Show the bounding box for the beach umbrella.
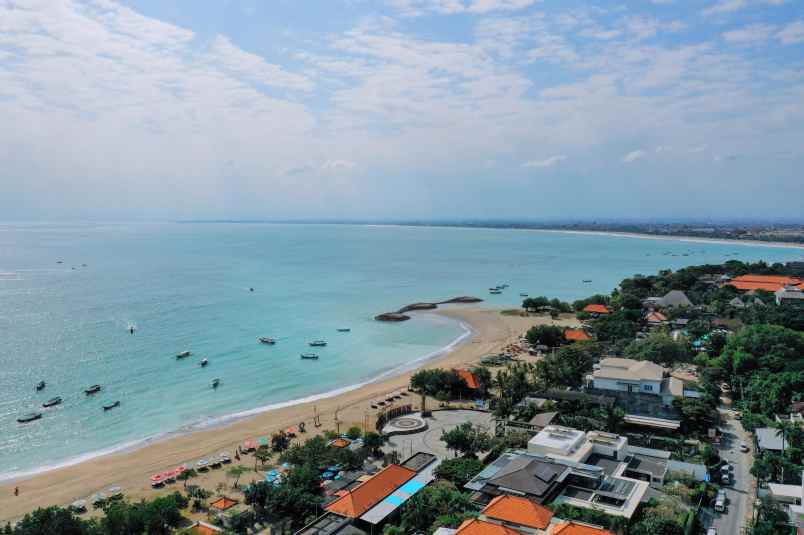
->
[258,436,269,447]
[107,486,122,497]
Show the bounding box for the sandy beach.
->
[0,307,579,523]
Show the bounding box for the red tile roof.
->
[192,524,222,535]
[325,464,415,518]
[456,369,480,390]
[329,438,351,448]
[564,328,592,342]
[552,522,615,535]
[646,311,668,323]
[583,304,610,314]
[726,274,802,292]
[209,497,238,511]
[482,495,553,529]
[456,519,522,535]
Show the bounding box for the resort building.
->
[645,311,668,327]
[298,453,440,535]
[775,285,804,306]
[591,358,665,396]
[724,274,803,293]
[643,290,692,309]
[582,304,610,316]
[755,428,789,453]
[466,426,688,520]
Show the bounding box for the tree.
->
[271,431,291,453]
[534,342,598,389]
[525,325,564,348]
[12,507,90,535]
[630,517,684,535]
[434,458,484,487]
[624,332,691,367]
[227,464,249,489]
[255,446,272,470]
[673,398,716,436]
[177,468,196,489]
[589,311,637,342]
[362,431,386,456]
[346,426,362,440]
[397,482,475,534]
[441,422,492,458]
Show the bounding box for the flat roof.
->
[585,454,622,477]
[401,452,437,472]
[623,414,680,430]
[626,454,667,480]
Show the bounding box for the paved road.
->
[711,408,756,535]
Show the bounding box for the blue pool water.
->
[0,222,800,478]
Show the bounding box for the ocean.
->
[0,222,800,479]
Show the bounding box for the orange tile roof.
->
[192,524,221,535]
[552,522,615,535]
[727,274,802,292]
[564,328,592,342]
[583,304,610,314]
[325,464,415,518]
[482,495,554,529]
[209,497,238,511]
[330,438,351,448]
[646,311,668,322]
[456,369,480,390]
[456,519,523,535]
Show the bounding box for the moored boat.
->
[337,328,351,332]
[176,350,191,359]
[36,381,46,391]
[309,340,327,347]
[43,397,62,408]
[520,293,528,297]
[103,401,120,411]
[17,412,42,423]
[258,337,276,345]
[200,358,209,367]
[489,289,502,294]
[85,385,102,395]
[211,378,221,388]
[300,353,319,360]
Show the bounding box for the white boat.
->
[337,328,351,333]
[300,353,319,360]
[258,337,276,345]
[200,358,209,367]
[176,351,191,359]
[211,378,221,388]
[309,340,327,347]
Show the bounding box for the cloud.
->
[702,0,747,16]
[777,21,804,44]
[522,155,567,168]
[622,150,647,163]
[723,24,776,44]
[321,160,357,171]
[388,0,536,17]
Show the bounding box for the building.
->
[591,358,665,396]
[551,523,614,535]
[644,290,693,309]
[776,286,804,306]
[466,426,690,520]
[298,453,440,535]
[479,495,555,534]
[756,427,789,453]
[645,311,668,327]
[564,329,592,342]
[725,274,803,293]
[582,304,610,316]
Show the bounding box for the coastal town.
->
[3,259,802,535]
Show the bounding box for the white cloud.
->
[388,0,536,17]
[522,155,567,168]
[723,24,776,44]
[702,0,747,16]
[777,21,804,45]
[622,149,647,163]
[321,160,357,171]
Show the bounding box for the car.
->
[735,411,742,420]
[721,473,730,485]
[707,528,717,535]
[740,442,749,452]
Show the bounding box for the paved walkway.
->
[383,409,493,459]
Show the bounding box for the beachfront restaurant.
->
[295,452,440,535]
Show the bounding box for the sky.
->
[1,0,803,221]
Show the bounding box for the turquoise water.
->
[0,223,800,478]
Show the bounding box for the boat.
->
[103,401,120,411]
[200,358,209,367]
[309,340,327,347]
[337,328,351,333]
[582,279,592,283]
[36,381,46,391]
[17,413,42,423]
[258,337,276,345]
[176,351,191,359]
[211,378,221,388]
[85,385,102,395]
[520,293,528,297]
[300,353,319,360]
[43,397,62,408]
[489,289,502,295]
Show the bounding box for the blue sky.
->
[1,0,803,221]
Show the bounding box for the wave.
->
[0,318,473,483]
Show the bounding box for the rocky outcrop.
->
[375,296,483,322]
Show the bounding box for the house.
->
[479,495,554,534]
[465,451,572,505]
[583,304,610,316]
[591,358,665,396]
[660,290,693,308]
[188,521,224,534]
[551,523,614,535]
[725,274,803,293]
[755,427,789,453]
[564,329,592,342]
[776,286,804,306]
[762,478,804,530]
[646,311,668,326]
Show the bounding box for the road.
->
[711,408,756,535]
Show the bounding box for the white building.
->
[592,358,665,395]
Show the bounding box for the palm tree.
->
[773,419,796,482]
[254,446,272,471]
[177,468,197,489]
[227,465,249,490]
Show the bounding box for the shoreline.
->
[0,307,579,523]
[0,319,474,485]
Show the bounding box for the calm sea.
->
[0,223,800,479]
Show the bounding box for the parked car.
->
[707,527,718,535]
[740,442,749,452]
[721,473,730,485]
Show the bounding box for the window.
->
[643,384,653,392]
